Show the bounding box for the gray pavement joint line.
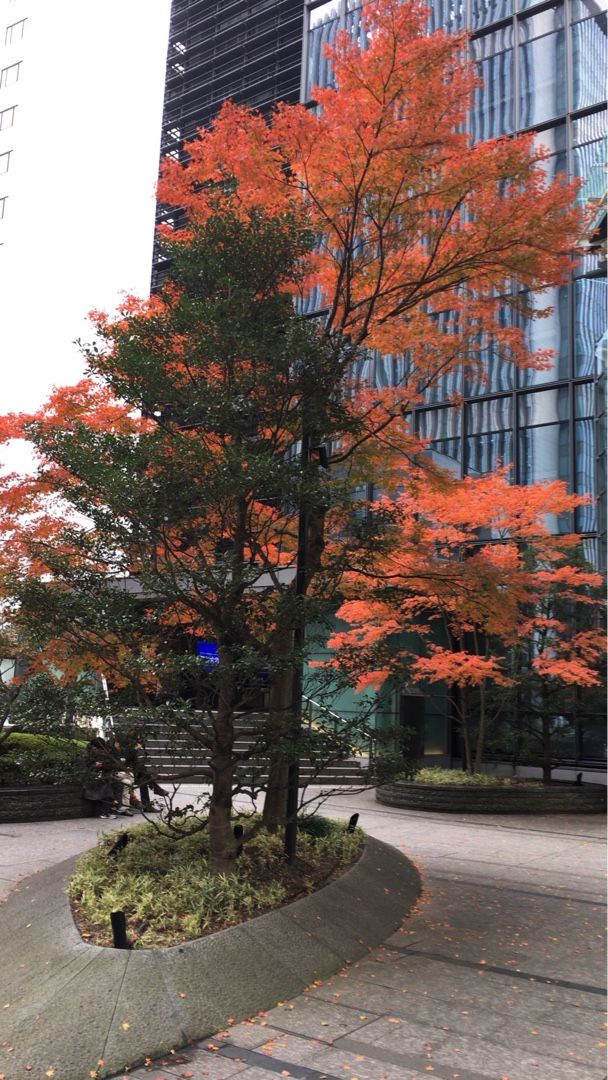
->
[386,946,607,995]
[212,1040,343,1079]
[100,950,132,1065]
[426,873,608,906]
[331,1034,503,1080]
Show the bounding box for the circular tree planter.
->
[376,779,607,814]
[0,783,95,823]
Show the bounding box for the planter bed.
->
[1,836,421,1079]
[0,783,95,823]
[376,779,607,814]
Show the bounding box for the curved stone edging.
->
[0,836,421,1080]
[0,783,95,823]
[377,780,607,814]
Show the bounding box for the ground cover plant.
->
[68,815,364,948]
[409,766,539,787]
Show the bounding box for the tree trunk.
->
[208,694,237,875]
[474,682,487,774]
[459,688,474,774]
[262,664,293,832]
[541,713,553,786]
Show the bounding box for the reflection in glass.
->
[427,0,466,32]
[472,0,512,29]
[575,383,594,418]
[424,368,463,405]
[418,407,462,441]
[468,396,512,434]
[575,278,607,376]
[572,15,607,111]
[418,407,462,473]
[520,287,569,386]
[307,1,341,95]
[471,29,514,139]
[465,430,513,475]
[575,419,597,531]
[519,422,569,484]
[571,0,608,23]
[519,33,566,127]
[345,2,369,51]
[518,388,569,426]
[533,125,567,184]
[466,312,516,396]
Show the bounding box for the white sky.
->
[0,0,172,468]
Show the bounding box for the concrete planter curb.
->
[0,783,95,823]
[377,779,607,814]
[0,836,420,1080]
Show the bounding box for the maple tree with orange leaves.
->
[324,471,605,775]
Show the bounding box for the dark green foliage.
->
[0,732,86,787]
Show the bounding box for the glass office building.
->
[154,0,606,766]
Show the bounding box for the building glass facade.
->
[154,0,606,765]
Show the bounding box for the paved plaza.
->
[0,787,606,1080]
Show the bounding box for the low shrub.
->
[69,815,364,948]
[410,766,536,787]
[0,732,86,787]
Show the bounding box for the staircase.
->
[143,711,369,787]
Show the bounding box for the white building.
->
[0,0,27,246]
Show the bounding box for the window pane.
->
[575,384,594,419]
[519,287,569,386]
[465,430,513,475]
[533,124,568,183]
[571,0,608,22]
[518,387,569,426]
[471,29,514,140]
[307,2,341,94]
[572,14,607,111]
[519,422,569,482]
[418,407,462,473]
[468,396,512,434]
[519,28,566,127]
[574,278,607,376]
[575,419,597,531]
[472,0,512,30]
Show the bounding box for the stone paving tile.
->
[260,996,381,1041]
[309,981,507,1037]
[217,1022,291,1050]
[235,1031,331,1064]
[338,1014,608,1080]
[311,1045,428,1080]
[126,1048,249,1079]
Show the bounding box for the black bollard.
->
[233,824,244,857]
[111,910,131,949]
[347,813,359,833]
[576,772,583,786]
[108,832,130,858]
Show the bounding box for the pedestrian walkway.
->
[1,789,605,1080]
